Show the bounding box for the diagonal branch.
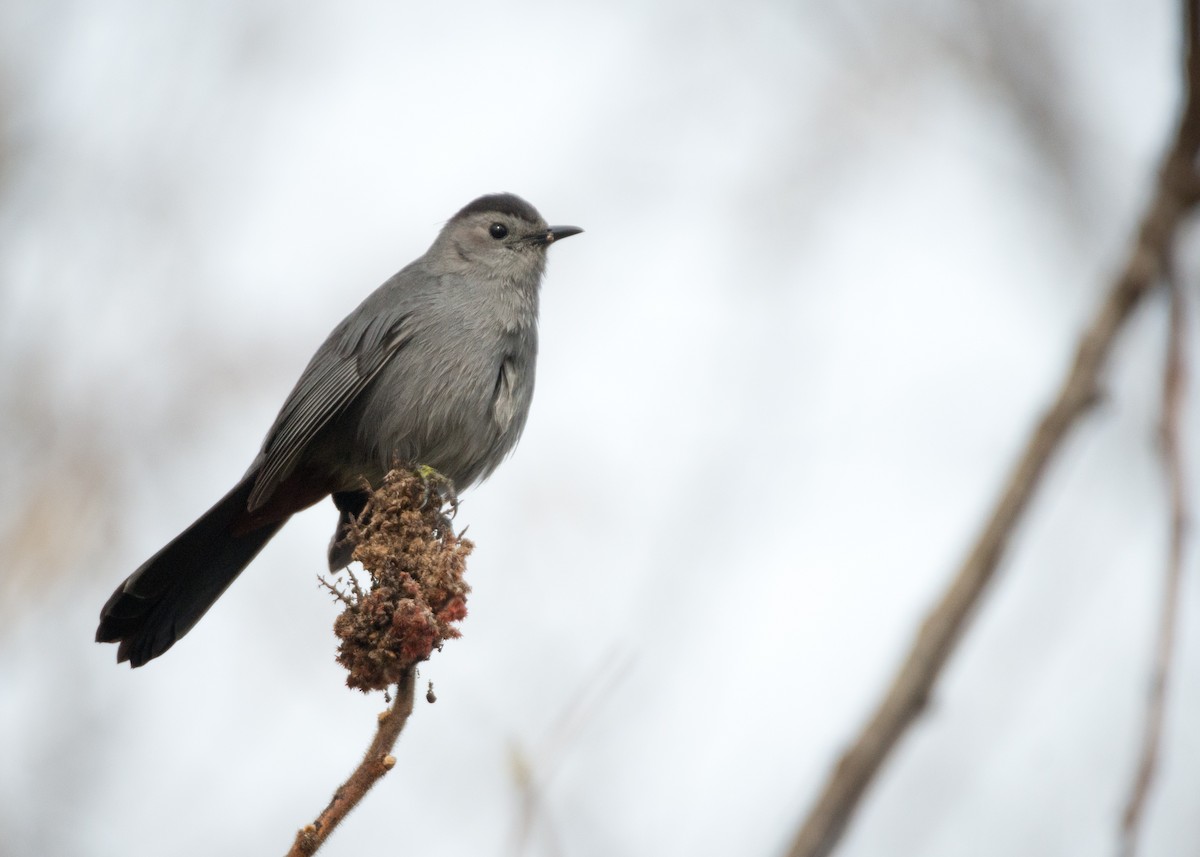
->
[286,668,418,857]
[784,3,1200,856]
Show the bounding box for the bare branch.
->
[286,669,418,857]
[1118,255,1192,857]
[784,3,1200,855]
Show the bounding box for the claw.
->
[414,464,457,511]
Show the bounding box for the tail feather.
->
[97,473,286,667]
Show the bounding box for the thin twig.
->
[508,649,633,857]
[286,668,418,857]
[784,3,1200,856]
[1118,257,1192,857]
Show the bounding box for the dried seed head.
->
[325,469,473,692]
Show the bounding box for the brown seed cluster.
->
[326,469,473,692]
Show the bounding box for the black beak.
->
[545,225,583,244]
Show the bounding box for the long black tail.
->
[97,473,286,667]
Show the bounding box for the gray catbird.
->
[97,193,581,667]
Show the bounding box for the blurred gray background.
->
[1,1,1197,855]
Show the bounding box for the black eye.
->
[489,222,508,240]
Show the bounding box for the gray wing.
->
[247,308,415,512]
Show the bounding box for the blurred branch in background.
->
[784,2,1200,856]
[508,650,632,857]
[0,346,124,611]
[1119,224,1193,853]
[779,0,1094,247]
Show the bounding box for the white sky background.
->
[1,1,1198,856]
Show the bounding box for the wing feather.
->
[247,311,414,511]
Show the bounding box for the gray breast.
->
[348,309,538,491]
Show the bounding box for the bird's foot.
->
[413,465,459,514]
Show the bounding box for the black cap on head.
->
[452,193,543,224]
